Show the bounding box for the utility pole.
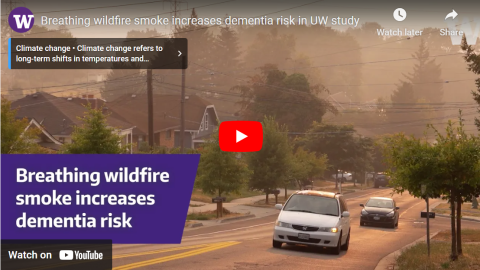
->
[421,184,431,257]
[147,69,154,148]
[170,0,187,34]
[180,56,186,154]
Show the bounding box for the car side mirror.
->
[275,204,283,210]
[359,204,364,207]
[342,211,350,218]
[396,207,400,210]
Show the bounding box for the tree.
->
[461,35,480,130]
[351,136,374,186]
[61,105,129,154]
[210,25,243,88]
[243,28,295,71]
[247,116,292,203]
[387,81,418,133]
[101,62,142,101]
[382,113,480,261]
[196,130,251,213]
[1,97,48,154]
[405,38,444,103]
[289,147,328,195]
[428,115,480,257]
[298,122,357,189]
[387,81,436,136]
[233,65,335,132]
[173,9,216,87]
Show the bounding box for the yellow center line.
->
[22,243,217,270]
[113,241,241,270]
[112,243,212,259]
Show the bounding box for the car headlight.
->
[386,211,394,217]
[361,209,368,216]
[319,227,338,233]
[275,221,292,228]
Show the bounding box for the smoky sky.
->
[2,0,480,38]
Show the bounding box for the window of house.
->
[200,121,204,131]
[205,113,209,130]
[166,130,171,139]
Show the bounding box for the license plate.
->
[373,217,380,220]
[298,233,310,240]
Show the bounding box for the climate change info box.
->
[8,38,188,69]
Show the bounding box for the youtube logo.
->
[219,121,263,152]
[59,250,73,260]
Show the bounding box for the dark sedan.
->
[360,197,399,228]
[374,174,390,188]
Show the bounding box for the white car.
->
[332,172,353,182]
[272,190,351,255]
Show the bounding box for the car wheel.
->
[360,221,364,226]
[331,233,342,255]
[272,240,283,249]
[341,230,350,251]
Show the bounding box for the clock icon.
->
[393,8,407,22]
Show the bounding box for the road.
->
[111,188,479,270]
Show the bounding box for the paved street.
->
[111,188,479,270]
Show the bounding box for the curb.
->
[218,214,256,223]
[185,222,203,228]
[374,231,440,270]
[433,213,480,223]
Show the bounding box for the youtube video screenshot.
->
[2,0,480,269]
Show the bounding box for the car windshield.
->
[365,199,393,209]
[283,194,339,216]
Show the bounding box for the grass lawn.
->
[396,241,480,270]
[186,208,244,221]
[190,188,264,204]
[433,203,480,218]
[433,229,480,243]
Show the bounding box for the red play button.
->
[219,121,263,152]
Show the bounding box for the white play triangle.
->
[236,130,247,143]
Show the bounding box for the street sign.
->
[270,190,280,195]
[421,212,436,218]
[212,197,226,203]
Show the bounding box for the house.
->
[23,117,64,151]
[108,93,219,150]
[11,92,135,153]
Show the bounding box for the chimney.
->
[88,94,94,99]
[82,95,87,99]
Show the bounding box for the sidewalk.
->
[229,189,298,205]
[427,201,480,223]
